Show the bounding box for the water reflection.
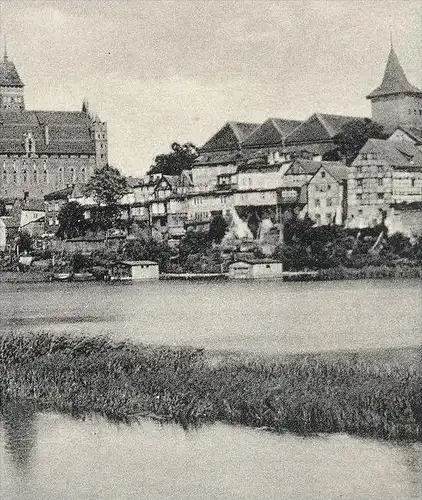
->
[1,400,37,474]
[0,403,421,500]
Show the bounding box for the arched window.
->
[70,167,75,182]
[2,170,6,183]
[81,168,86,182]
[58,167,63,185]
[23,170,27,183]
[13,170,17,183]
[43,168,48,184]
[33,169,38,183]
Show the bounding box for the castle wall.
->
[0,154,96,199]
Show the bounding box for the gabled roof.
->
[242,118,302,147]
[367,48,422,99]
[44,185,74,201]
[0,58,24,87]
[285,113,365,145]
[200,121,260,152]
[0,216,19,228]
[355,138,422,167]
[0,111,95,155]
[391,126,422,145]
[195,150,244,166]
[312,163,349,183]
[284,159,342,176]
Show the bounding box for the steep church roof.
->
[242,118,302,148]
[0,57,24,87]
[0,110,95,155]
[200,121,260,152]
[367,47,422,99]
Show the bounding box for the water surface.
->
[0,279,420,353]
[1,407,421,500]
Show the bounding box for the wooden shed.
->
[111,260,159,281]
[228,259,283,279]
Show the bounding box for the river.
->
[1,278,421,498]
[0,406,420,500]
[0,278,421,353]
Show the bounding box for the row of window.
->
[356,165,384,174]
[356,193,385,201]
[1,168,87,185]
[314,198,334,207]
[408,109,422,115]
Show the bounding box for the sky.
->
[2,0,422,176]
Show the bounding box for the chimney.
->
[44,125,49,146]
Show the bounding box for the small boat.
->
[73,272,95,282]
[51,273,73,282]
[108,275,133,283]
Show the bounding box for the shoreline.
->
[1,332,420,442]
[1,264,422,283]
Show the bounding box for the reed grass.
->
[1,333,421,441]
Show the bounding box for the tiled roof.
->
[19,199,45,211]
[285,159,340,176]
[0,110,95,154]
[200,122,260,152]
[195,150,244,165]
[393,126,422,144]
[367,48,422,99]
[0,58,24,87]
[319,163,349,182]
[356,138,422,167]
[242,118,302,147]
[0,216,19,228]
[44,185,74,201]
[285,113,365,145]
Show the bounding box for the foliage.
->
[85,165,128,206]
[16,231,33,254]
[274,215,422,271]
[123,237,173,272]
[57,201,86,239]
[149,143,199,176]
[69,252,92,273]
[333,118,388,165]
[0,199,6,216]
[1,333,421,441]
[208,215,228,244]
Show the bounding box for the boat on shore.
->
[51,273,73,282]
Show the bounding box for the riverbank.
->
[1,333,420,441]
[1,265,421,283]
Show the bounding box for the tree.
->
[149,142,199,176]
[84,165,128,206]
[57,201,86,239]
[84,165,128,231]
[208,215,228,244]
[333,118,388,165]
[17,231,33,254]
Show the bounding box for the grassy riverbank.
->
[1,333,421,441]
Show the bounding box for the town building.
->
[0,52,108,200]
[228,259,283,279]
[347,138,422,229]
[306,163,349,226]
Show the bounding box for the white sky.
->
[2,0,422,176]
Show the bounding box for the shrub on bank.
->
[1,333,420,441]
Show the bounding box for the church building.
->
[0,50,108,200]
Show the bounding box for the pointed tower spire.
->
[367,47,422,99]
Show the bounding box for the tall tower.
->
[0,46,25,110]
[367,47,422,131]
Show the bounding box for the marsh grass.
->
[1,333,421,441]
